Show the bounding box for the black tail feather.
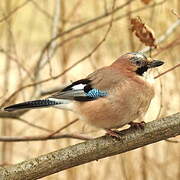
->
[4,99,60,112]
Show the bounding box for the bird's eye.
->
[135,60,141,66]
[130,56,145,67]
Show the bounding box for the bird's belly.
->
[75,82,154,129]
[75,95,153,129]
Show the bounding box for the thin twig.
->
[36,0,165,73]
[0,0,33,23]
[153,37,180,57]
[155,69,163,120]
[47,118,79,138]
[141,19,180,53]
[35,0,61,75]
[0,47,34,81]
[40,85,66,96]
[0,133,93,142]
[15,117,53,133]
[35,0,134,74]
[155,63,180,79]
[165,139,180,143]
[31,0,52,19]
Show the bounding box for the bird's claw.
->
[105,129,121,139]
[129,121,145,129]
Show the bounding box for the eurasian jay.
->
[4,52,164,136]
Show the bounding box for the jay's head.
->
[112,52,164,76]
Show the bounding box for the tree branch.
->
[0,112,180,180]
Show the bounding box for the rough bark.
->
[0,112,180,180]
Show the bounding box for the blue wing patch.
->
[58,78,108,101]
[85,88,108,98]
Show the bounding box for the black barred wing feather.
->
[4,99,60,112]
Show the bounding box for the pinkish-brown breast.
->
[74,74,154,129]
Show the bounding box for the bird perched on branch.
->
[4,52,164,137]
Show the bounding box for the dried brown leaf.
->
[131,17,157,48]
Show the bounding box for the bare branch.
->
[14,117,53,133]
[36,0,166,71]
[0,133,93,142]
[0,0,33,24]
[36,0,164,73]
[46,118,79,138]
[165,139,180,143]
[40,85,66,96]
[37,0,134,62]
[0,109,27,118]
[31,0,52,19]
[0,112,179,179]
[141,19,180,53]
[155,63,180,79]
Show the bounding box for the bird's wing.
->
[4,78,109,112]
[48,78,108,102]
[48,66,123,102]
[4,67,122,112]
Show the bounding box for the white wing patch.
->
[72,84,86,90]
[48,98,70,104]
[54,103,74,111]
[48,98,74,111]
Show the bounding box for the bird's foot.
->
[105,129,121,139]
[129,121,145,129]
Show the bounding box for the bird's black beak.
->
[147,60,164,68]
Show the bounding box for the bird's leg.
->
[129,121,145,129]
[105,128,121,138]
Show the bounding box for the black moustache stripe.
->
[135,66,148,76]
